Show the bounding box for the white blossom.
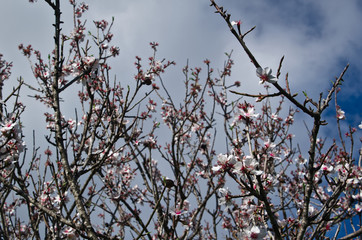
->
[256,67,277,84]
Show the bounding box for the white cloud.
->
[0,0,360,151]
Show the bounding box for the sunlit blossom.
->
[264,139,276,149]
[309,205,318,216]
[241,107,259,118]
[256,67,277,84]
[285,115,294,124]
[355,204,362,212]
[238,225,267,240]
[352,192,362,200]
[231,20,241,26]
[271,113,279,120]
[346,178,359,187]
[170,208,188,217]
[1,121,16,133]
[233,155,263,175]
[321,164,333,173]
[212,154,236,173]
[336,108,345,120]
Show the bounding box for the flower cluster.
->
[233,155,263,176]
[74,2,88,18]
[94,19,108,31]
[40,181,69,209]
[134,48,175,87]
[0,113,25,169]
[212,154,236,173]
[232,102,259,126]
[0,53,12,82]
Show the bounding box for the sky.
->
[0,0,361,237]
[0,0,361,136]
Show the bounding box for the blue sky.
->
[0,0,361,237]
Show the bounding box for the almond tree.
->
[209,1,361,239]
[0,0,360,239]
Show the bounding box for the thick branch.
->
[49,0,97,238]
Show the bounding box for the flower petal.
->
[264,67,272,75]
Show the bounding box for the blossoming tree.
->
[0,0,361,239]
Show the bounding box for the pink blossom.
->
[212,154,236,173]
[1,121,16,133]
[355,203,362,213]
[94,19,108,30]
[170,209,188,217]
[256,67,277,84]
[284,115,294,124]
[110,46,120,56]
[63,227,77,239]
[321,164,333,173]
[231,20,241,26]
[239,225,267,240]
[19,224,30,236]
[346,178,359,187]
[101,43,108,49]
[218,188,233,210]
[83,56,97,66]
[233,155,263,176]
[271,113,279,120]
[352,192,362,200]
[264,139,276,149]
[232,103,259,126]
[336,108,345,120]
